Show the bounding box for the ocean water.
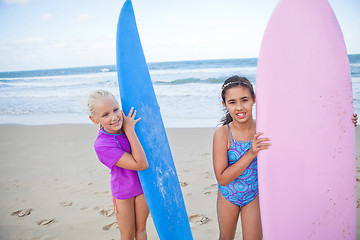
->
[0,55,359,128]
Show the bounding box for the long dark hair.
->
[220,75,255,126]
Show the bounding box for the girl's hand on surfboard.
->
[249,132,271,156]
[352,113,357,127]
[122,107,141,132]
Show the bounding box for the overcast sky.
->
[0,0,359,71]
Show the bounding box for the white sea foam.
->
[1,56,359,126]
[149,66,256,76]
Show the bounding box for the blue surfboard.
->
[116,1,193,239]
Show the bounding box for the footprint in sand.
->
[100,209,115,217]
[43,178,59,184]
[205,171,215,179]
[203,191,215,195]
[180,181,189,187]
[80,206,89,210]
[36,219,55,226]
[31,234,57,240]
[204,183,217,189]
[200,152,210,156]
[357,200,360,208]
[103,222,118,231]
[11,208,32,217]
[189,214,211,225]
[203,183,218,195]
[59,201,72,207]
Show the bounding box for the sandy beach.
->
[0,124,359,240]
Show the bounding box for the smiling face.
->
[223,86,255,124]
[89,97,123,134]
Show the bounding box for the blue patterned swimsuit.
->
[218,124,259,207]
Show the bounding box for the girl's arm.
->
[114,108,148,171]
[213,128,270,186]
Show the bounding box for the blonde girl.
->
[88,90,149,240]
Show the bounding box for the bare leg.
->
[115,197,135,240]
[217,192,241,240]
[240,195,262,240]
[134,194,149,240]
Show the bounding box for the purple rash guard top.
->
[94,128,143,200]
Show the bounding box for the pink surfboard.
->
[256,0,356,239]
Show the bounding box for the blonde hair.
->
[87,90,118,116]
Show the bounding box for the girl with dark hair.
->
[213,75,269,240]
[213,75,358,240]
